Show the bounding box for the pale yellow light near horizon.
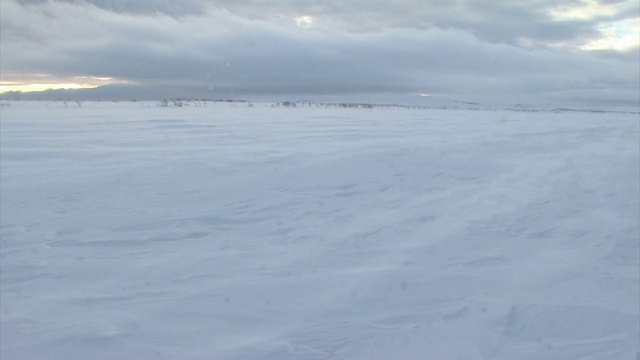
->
[0,76,128,94]
[0,82,98,93]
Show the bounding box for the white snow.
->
[1,101,638,359]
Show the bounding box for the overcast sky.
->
[1,0,639,104]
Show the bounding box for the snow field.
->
[1,102,638,359]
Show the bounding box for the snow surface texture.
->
[1,102,639,360]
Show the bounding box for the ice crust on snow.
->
[1,101,638,359]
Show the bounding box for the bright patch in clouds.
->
[547,0,639,52]
[0,82,94,93]
[295,15,314,28]
[549,0,619,21]
[0,75,130,93]
[581,19,640,51]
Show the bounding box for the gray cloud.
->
[2,0,639,104]
[16,0,637,45]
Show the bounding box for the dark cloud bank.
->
[1,0,638,106]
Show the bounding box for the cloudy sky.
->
[1,0,638,104]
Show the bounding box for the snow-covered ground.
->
[1,101,638,359]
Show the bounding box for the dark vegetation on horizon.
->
[1,98,637,114]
